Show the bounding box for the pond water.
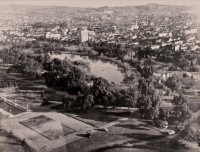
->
[50,53,124,84]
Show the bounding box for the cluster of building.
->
[0,5,200,54]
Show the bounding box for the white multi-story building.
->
[46,32,51,39]
[185,29,198,35]
[0,31,3,41]
[130,21,139,30]
[158,32,172,38]
[88,31,95,40]
[46,32,61,39]
[151,45,160,50]
[79,28,89,43]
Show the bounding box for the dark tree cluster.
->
[136,65,163,120]
[43,58,90,94]
[171,94,192,126]
[0,47,44,77]
[165,74,195,92]
[156,50,199,72]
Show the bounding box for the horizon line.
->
[0,0,199,8]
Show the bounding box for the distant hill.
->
[0,3,193,27]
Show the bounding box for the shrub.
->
[88,50,98,56]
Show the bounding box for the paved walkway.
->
[0,96,31,112]
[0,108,12,116]
[44,101,62,108]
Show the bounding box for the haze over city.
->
[1,0,200,7]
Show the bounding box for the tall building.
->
[0,31,4,42]
[79,28,89,43]
[130,21,139,30]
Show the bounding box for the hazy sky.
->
[0,0,200,7]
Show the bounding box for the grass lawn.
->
[54,118,199,152]
[66,109,122,127]
[54,118,164,152]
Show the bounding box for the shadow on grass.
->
[122,133,165,141]
[91,140,182,152]
[129,144,174,152]
[76,133,86,137]
[116,124,150,131]
[50,104,64,110]
[90,145,131,152]
[147,139,190,150]
[139,123,149,127]
[76,133,91,138]
[0,141,22,145]
[89,140,154,152]
[67,110,119,124]
[103,111,133,117]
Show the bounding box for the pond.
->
[50,53,125,84]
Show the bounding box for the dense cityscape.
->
[0,2,200,152]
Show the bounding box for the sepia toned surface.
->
[0,0,200,152]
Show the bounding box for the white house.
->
[185,29,198,35]
[131,35,137,40]
[159,32,168,37]
[159,32,172,37]
[46,32,61,39]
[175,45,181,51]
[151,45,160,50]
[51,34,61,39]
[175,40,183,45]
[191,45,199,51]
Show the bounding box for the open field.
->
[55,118,199,152]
